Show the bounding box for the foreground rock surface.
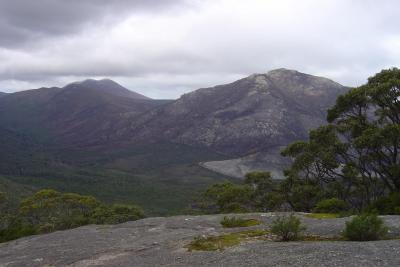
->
[1,213,399,267]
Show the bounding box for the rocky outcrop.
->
[1,213,399,267]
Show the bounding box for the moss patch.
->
[299,235,344,241]
[187,229,269,251]
[220,216,262,228]
[304,213,339,219]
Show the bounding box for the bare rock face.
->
[201,149,289,179]
[1,213,399,267]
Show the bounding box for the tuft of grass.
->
[304,213,339,219]
[187,229,269,251]
[220,216,262,228]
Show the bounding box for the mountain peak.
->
[64,78,151,100]
[245,68,307,84]
[267,68,299,74]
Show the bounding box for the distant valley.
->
[0,69,348,214]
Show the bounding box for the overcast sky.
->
[0,0,399,99]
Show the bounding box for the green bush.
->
[0,217,37,243]
[342,213,388,241]
[0,189,145,243]
[220,216,261,228]
[313,198,347,213]
[91,204,144,224]
[199,182,253,213]
[270,214,306,241]
[369,193,400,215]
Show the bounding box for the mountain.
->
[121,69,348,177]
[0,79,168,147]
[126,69,346,154]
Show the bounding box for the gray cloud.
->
[0,0,399,98]
[0,0,187,47]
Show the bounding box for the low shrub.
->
[342,213,388,241]
[313,198,347,213]
[270,214,306,241]
[220,216,261,228]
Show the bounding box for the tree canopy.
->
[282,68,400,209]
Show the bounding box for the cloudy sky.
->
[0,0,399,98]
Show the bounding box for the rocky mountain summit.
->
[1,213,399,267]
[127,69,347,155]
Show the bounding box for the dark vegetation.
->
[0,189,144,243]
[0,142,230,216]
[197,68,400,217]
[313,198,348,213]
